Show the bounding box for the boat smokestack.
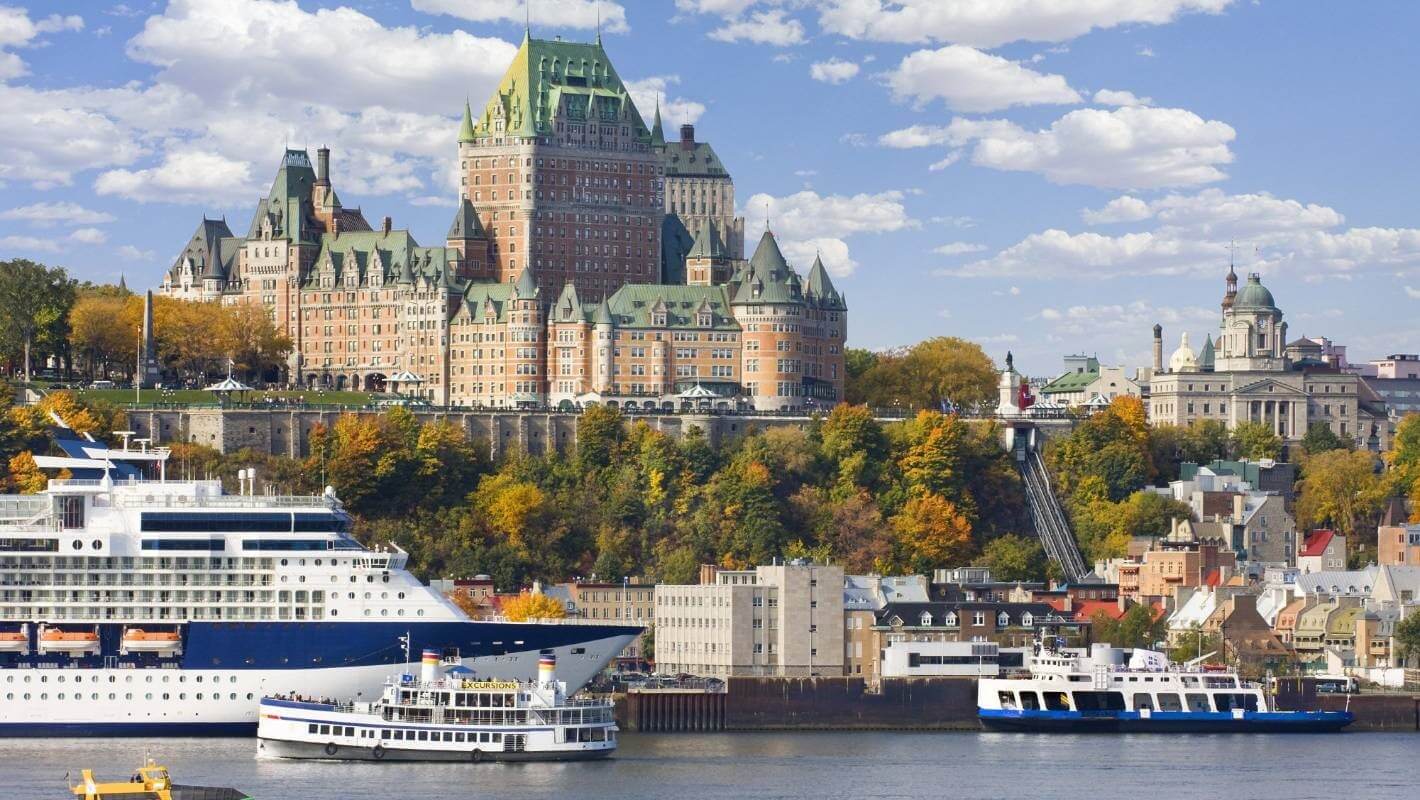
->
[538,653,556,687]
[420,648,441,683]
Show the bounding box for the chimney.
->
[316,146,330,185]
[1152,324,1163,373]
[381,215,392,235]
[679,123,695,150]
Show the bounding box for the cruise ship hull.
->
[979,709,1354,733]
[0,621,638,737]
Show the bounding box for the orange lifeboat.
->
[37,626,101,656]
[121,628,182,656]
[0,627,28,654]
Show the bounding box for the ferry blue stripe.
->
[979,709,1353,723]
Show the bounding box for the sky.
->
[2,0,1418,378]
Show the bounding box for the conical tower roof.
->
[513,264,538,299]
[458,100,476,143]
[592,297,613,325]
[806,254,844,309]
[1199,333,1216,371]
[651,96,665,147]
[554,282,585,322]
[447,198,484,239]
[748,229,789,277]
[687,220,724,260]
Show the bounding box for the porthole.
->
[92,540,102,550]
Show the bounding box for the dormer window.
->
[1022,612,1034,626]
[919,612,932,627]
[997,612,1010,627]
[944,612,957,627]
[652,312,666,326]
[698,312,711,327]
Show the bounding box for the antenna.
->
[525,0,530,35]
[596,2,602,43]
[764,201,771,232]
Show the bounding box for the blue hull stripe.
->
[0,620,640,670]
[0,722,256,737]
[979,708,1354,733]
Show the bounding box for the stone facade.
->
[158,34,846,412]
[1148,269,1387,446]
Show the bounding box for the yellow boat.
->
[69,759,251,800]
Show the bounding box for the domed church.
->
[1146,268,1388,448]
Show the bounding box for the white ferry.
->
[978,629,1352,733]
[257,650,615,762]
[0,418,639,736]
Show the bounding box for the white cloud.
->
[743,188,918,277]
[949,188,1420,280]
[1082,196,1151,224]
[928,106,1236,189]
[931,215,976,228]
[68,227,108,245]
[675,0,759,15]
[1406,286,1420,300]
[1093,88,1152,107]
[0,234,60,253]
[127,0,516,116]
[410,0,628,33]
[408,195,458,208]
[0,83,149,187]
[817,0,1233,47]
[1137,46,1157,57]
[928,153,961,171]
[0,201,115,226]
[810,58,859,84]
[885,45,1081,112]
[878,124,952,150]
[117,244,155,261]
[624,75,706,129]
[0,7,84,82]
[95,149,258,205]
[934,242,986,255]
[709,10,805,46]
[1034,300,1215,337]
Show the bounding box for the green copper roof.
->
[735,230,804,305]
[650,98,665,147]
[447,198,485,240]
[513,265,538,298]
[687,221,726,260]
[1233,274,1277,310]
[1041,369,1100,395]
[456,282,517,324]
[805,255,845,310]
[300,229,459,291]
[170,218,236,281]
[605,284,737,330]
[458,100,476,143]
[553,282,586,322]
[662,139,730,178]
[471,35,651,142]
[591,297,613,325]
[1199,334,1216,370]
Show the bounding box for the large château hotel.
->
[160,33,845,412]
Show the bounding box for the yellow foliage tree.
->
[69,294,136,379]
[7,451,47,494]
[473,472,548,551]
[500,592,566,621]
[891,492,974,572]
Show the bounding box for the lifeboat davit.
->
[37,626,101,656]
[121,628,182,656]
[0,627,28,654]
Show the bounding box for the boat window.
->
[1043,691,1070,711]
[1185,693,1211,712]
[1019,692,1040,710]
[997,691,1017,709]
[418,731,429,741]
[381,730,390,739]
[346,727,356,737]
[1214,693,1258,712]
[1132,693,1153,711]
[1072,691,1125,712]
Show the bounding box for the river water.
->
[4,731,1413,800]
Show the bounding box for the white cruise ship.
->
[0,418,638,736]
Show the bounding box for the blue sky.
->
[2,1,1418,376]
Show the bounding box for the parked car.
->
[89,380,116,390]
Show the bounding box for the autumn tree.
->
[69,293,136,380]
[891,493,974,573]
[818,403,887,492]
[499,592,567,621]
[1295,449,1384,536]
[6,452,48,494]
[218,301,293,383]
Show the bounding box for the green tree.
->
[1300,422,1350,456]
[843,348,879,405]
[974,534,1046,582]
[576,405,625,472]
[1181,419,1231,465]
[1394,612,1420,667]
[1115,490,1193,540]
[900,336,997,412]
[1386,414,1420,495]
[1090,603,1165,649]
[1169,627,1222,665]
[1230,421,1283,461]
[819,403,887,491]
[0,259,75,380]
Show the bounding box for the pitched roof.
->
[458,99,476,143]
[471,34,651,142]
[650,97,664,147]
[169,218,237,281]
[1199,334,1216,370]
[687,220,726,260]
[662,137,730,179]
[513,265,538,299]
[553,282,585,322]
[1299,529,1337,558]
[447,198,485,240]
[1041,368,1100,394]
[604,284,737,330]
[734,229,804,305]
[805,254,844,309]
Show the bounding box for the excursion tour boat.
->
[978,628,1353,733]
[0,417,640,736]
[256,649,616,762]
